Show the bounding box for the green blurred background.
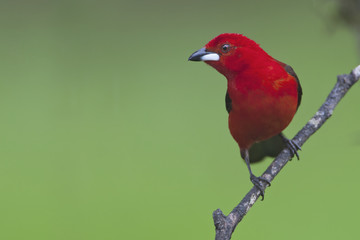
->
[0,0,359,239]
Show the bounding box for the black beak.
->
[188,48,219,61]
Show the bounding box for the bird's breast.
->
[227,75,298,149]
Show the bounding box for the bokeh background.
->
[0,0,359,239]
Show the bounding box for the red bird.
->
[188,33,302,199]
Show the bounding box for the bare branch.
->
[214,65,360,240]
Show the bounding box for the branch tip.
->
[351,65,360,81]
[213,209,226,229]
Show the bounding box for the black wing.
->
[225,91,232,113]
[284,64,302,110]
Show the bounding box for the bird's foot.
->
[250,174,271,201]
[285,139,301,160]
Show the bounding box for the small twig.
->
[213,65,360,240]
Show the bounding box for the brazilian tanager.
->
[188,33,302,199]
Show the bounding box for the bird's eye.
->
[221,44,230,53]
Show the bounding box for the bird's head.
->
[188,33,268,77]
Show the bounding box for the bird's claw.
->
[286,139,301,160]
[250,174,271,200]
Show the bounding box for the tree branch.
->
[213,65,360,240]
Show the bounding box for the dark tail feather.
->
[248,134,286,163]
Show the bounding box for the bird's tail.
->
[248,134,286,163]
